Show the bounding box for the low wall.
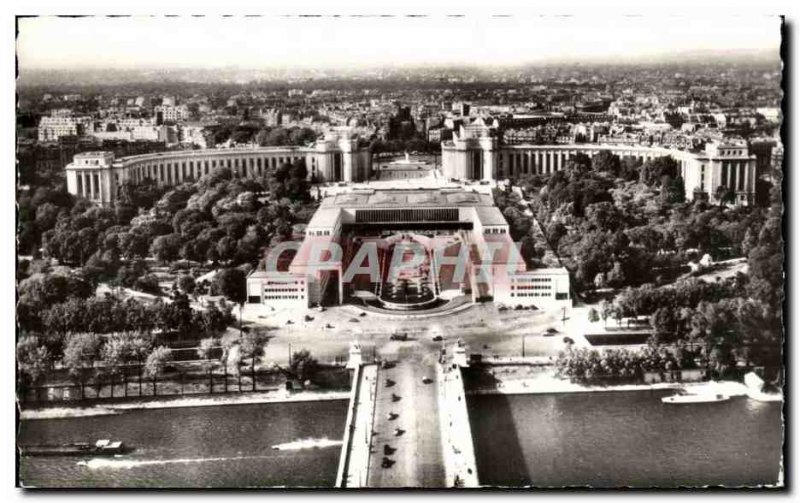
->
[334,364,378,488]
[643,369,706,384]
[334,365,363,488]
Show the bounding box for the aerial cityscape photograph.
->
[12,10,787,490]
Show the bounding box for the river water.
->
[18,400,348,488]
[18,390,783,488]
[467,390,783,488]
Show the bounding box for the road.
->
[256,302,572,366]
[366,347,445,487]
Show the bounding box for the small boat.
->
[744,371,783,402]
[21,439,131,457]
[661,391,730,404]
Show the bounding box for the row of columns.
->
[499,148,661,178]
[721,161,749,192]
[124,154,310,185]
[76,170,102,201]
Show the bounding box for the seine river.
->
[18,400,348,488]
[467,390,783,488]
[19,390,783,488]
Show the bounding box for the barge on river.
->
[20,439,131,457]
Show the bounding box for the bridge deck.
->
[367,355,446,487]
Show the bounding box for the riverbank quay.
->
[19,388,350,420]
[463,364,753,397]
[20,363,352,405]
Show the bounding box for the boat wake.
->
[77,454,270,470]
[76,438,343,469]
[271,437,343,451]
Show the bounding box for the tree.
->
[714,185,735,208]
[198,300,235,334]
[177,274,196,295]
[591,151,620,175]
[17,337,51,400]
[134,274,162,295]
[288,349,319,386]
[641,156,679,186]
[662,176,686,204]
[197,337,218,393]
[214,268,247,305]
[619,156,643,182]
[651,307,679,344]
[151,233,183,264]
[748,214,783,316]
[62,333,101,399]
[239,332,267,391]
[606,261,627,288]
[100,334,144,398]
[600,300,613,328]
[664,112,685,130]
[125,334,153,396]
[18,273,94,309]
[587,308,600,324]
[144,346,173,396]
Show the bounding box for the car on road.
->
[390,333,408,341]
[432,335,443,342]
[421,377,433,384]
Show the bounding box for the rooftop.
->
[322,189,494,209]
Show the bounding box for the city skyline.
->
[17,15,782,71]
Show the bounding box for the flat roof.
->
[322,189,495,209]
[473,206,508,226]
[74,151,113,157]
[306,207,342,229]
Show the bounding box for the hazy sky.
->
[17,15,782,70]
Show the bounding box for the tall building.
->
[64,128,371,207]
[154,105,190,124]
[37,112,91,143]
[441,120,758,206]
[247,188,571,311]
